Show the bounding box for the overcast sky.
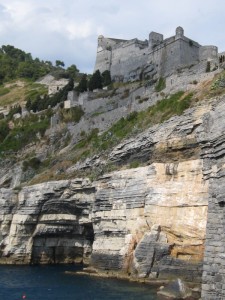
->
[0,0,224,73]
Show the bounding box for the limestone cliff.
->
[2,93,221,283]
[0,160,207,281]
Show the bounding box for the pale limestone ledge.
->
[0,161,207,281]
[92,160,208,271]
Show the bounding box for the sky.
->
[0,0,225,74]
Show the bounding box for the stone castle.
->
[94,26,218,82]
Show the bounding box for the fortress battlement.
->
[94,27,218,82]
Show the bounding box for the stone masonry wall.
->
[94,27,212,82]
[201,99,225,299]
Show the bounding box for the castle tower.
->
[149,32,163,49]
[175,26,184,39]
[97,35,105,52]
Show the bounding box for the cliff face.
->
[0,180,95,264]
[0,161,207,281]
[91,162,207,282]
[2,94,225,286]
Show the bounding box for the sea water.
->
[0,265,158,300]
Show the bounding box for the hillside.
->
[0,61,224,186]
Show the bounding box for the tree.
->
[45,60,53,67]
[88,70,102,91]
[0,120,9,143]
[55,60,65,68]
[76,74,88,93]
[67,64,79,79]
[102,70,111,87]
[25,98,32,111]
[17,61,35,78]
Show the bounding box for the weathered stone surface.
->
[94,27,218,82]
[0,158,207,281]
[90,160,207,281]
[200,98,225,299]
[157,278,193,299]
[4,94,225,291]
[0,179,95,264]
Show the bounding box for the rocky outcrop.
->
[0,95,218,284]
[0,158,207,283]
[0,179,95,264]
[91,161,207,282]
[157,279,193,299]
[3,94,225,291]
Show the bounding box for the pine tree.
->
[77,74,88,93]
[102,70,111,86]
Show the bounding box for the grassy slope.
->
[0,79,48,107]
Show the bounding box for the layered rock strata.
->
[91,161,207,282]
[0,159,207,282]
[3,96,225,288]
[0,179,95,264]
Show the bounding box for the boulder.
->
[157,278,193,299]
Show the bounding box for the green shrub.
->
[121,89,130,99]
[59,106,84,123]
[0,87,10,96]
[70,91,193,165]
[206,61,211,73]
[129,160,140,168]
[0,113,50,154]
[23,157,41,171]
[0,120,10,143]
[155,77,166,92]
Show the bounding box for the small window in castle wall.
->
[57,86,59,90]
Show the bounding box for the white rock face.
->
[0,179,95,264]
[91,160,208,281]
[0,159,207,281]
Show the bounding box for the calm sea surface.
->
[0,265,158,300]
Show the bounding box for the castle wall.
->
[156,38,199,76]
[200,99,225,299]
[94,49,111,73]
[179,39,200,66]
[110,43,150,81]
[94,27,218,84]
[199,46,218,61]
[94,36,129,74]
[149,32,163,49]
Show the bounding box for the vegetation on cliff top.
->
[25,90,195,184]
[0,111,52,154]
[0,45,79,84]
[66,91,194,162]
[1,43,222,185]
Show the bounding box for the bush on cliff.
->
[155,77,166,92]
[0,112,50,154]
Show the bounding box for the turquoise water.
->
[0,265,158,300]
